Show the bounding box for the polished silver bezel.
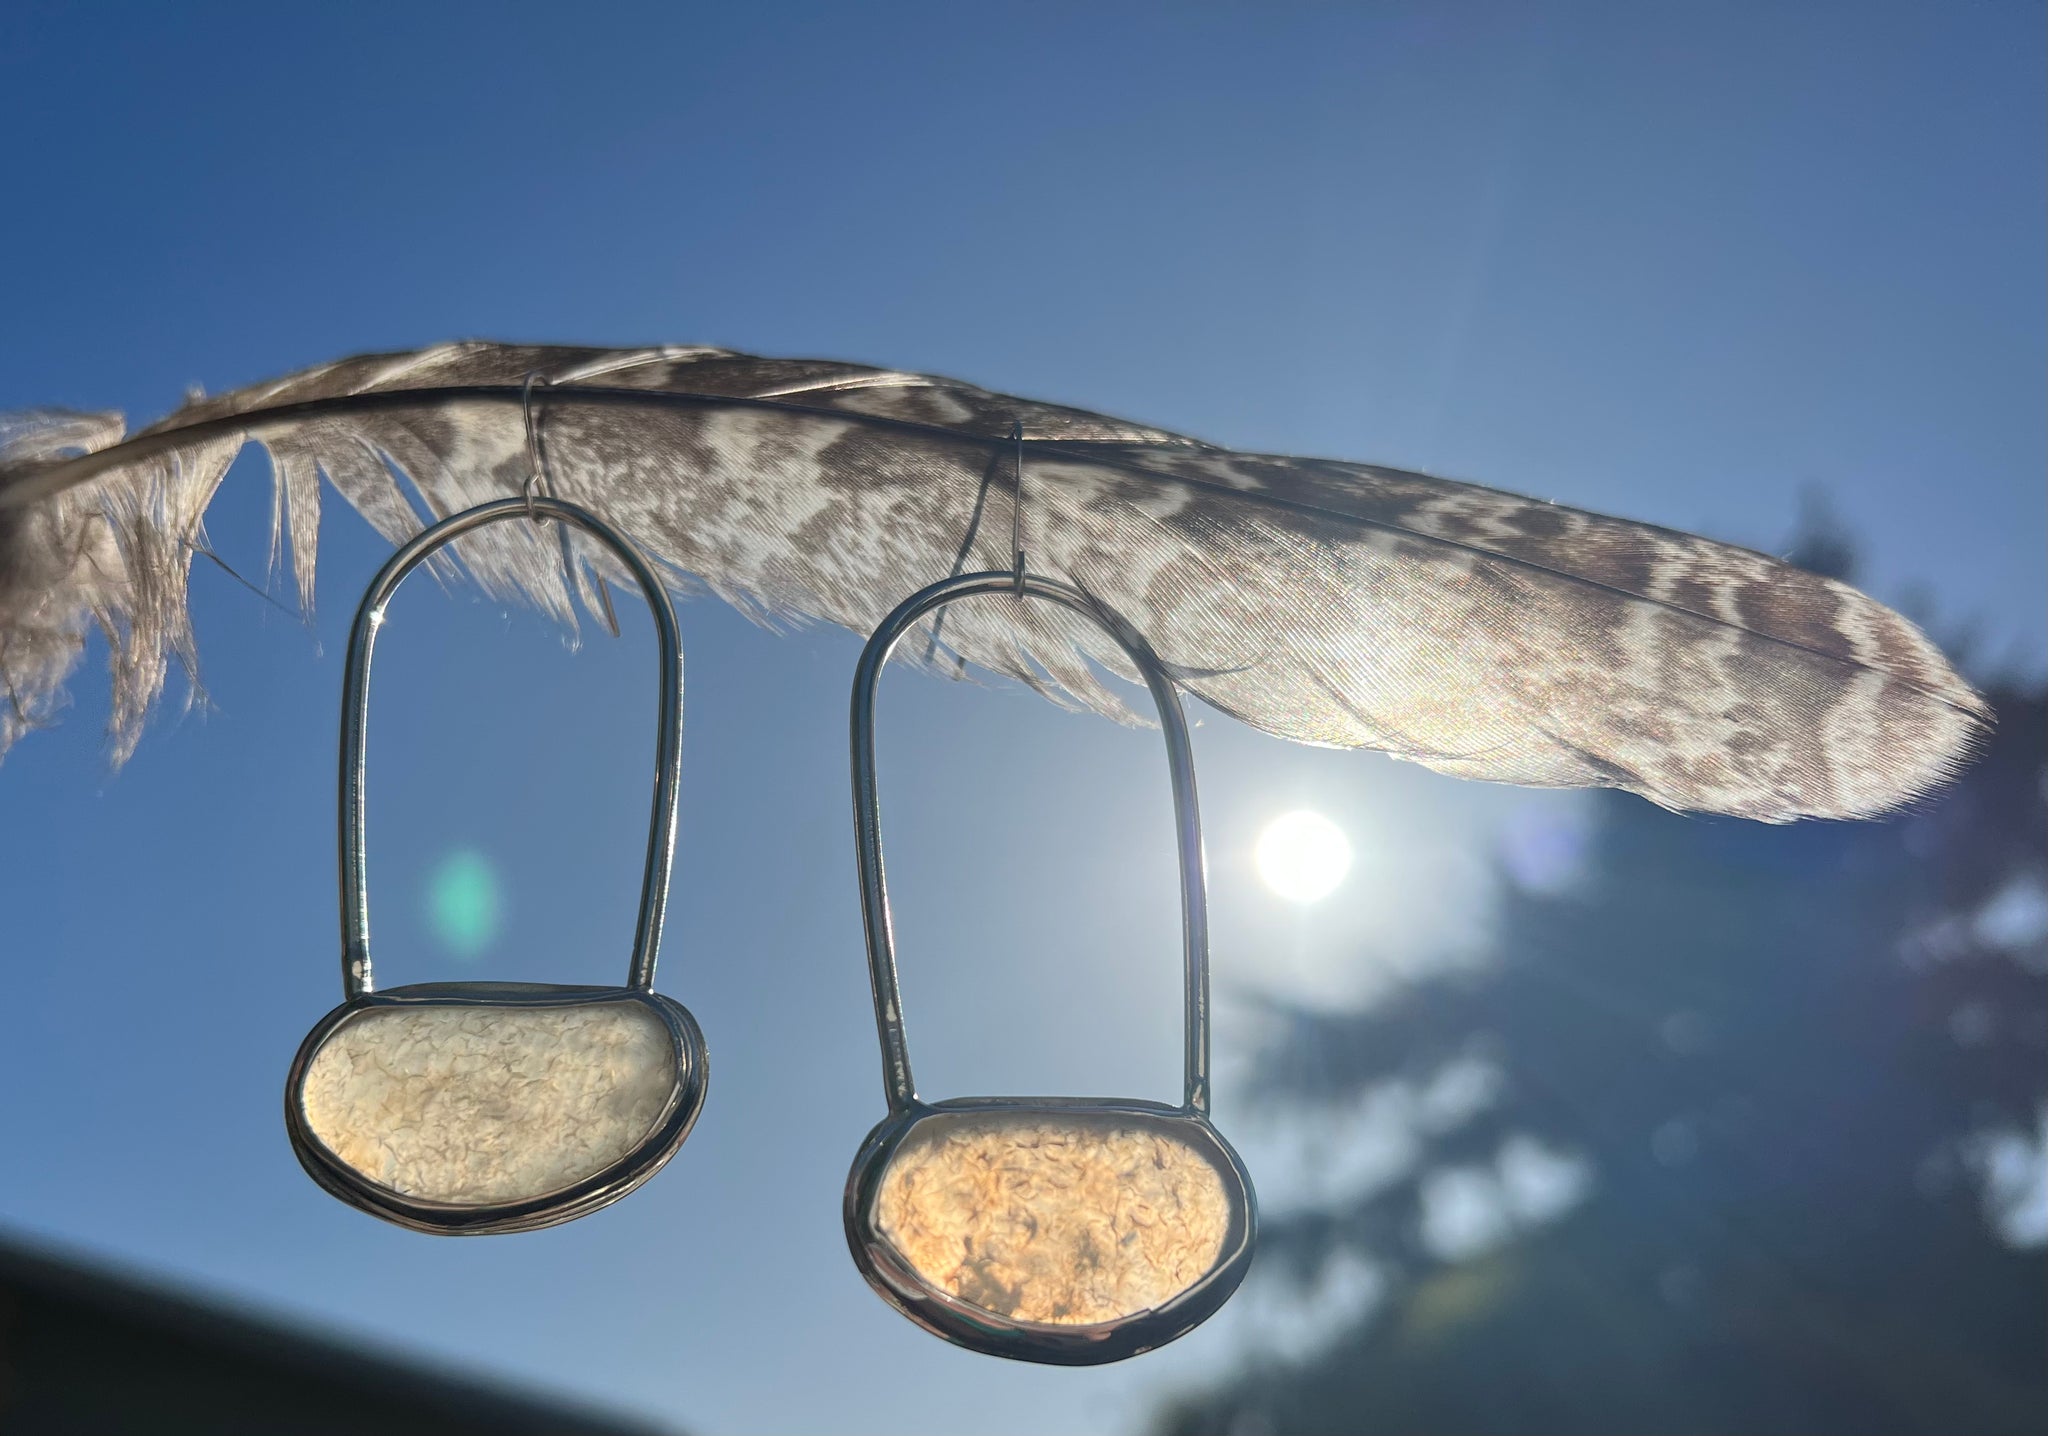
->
[845,572,1257,1363]
[285,982,707,1236]
[845,1096,1256,1365]
[294,497,704,1235]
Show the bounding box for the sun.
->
[1255,811,1353,903]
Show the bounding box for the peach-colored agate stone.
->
[874,1111,1233,1325]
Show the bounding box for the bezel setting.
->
[286,982,707,1236]
[844,1096,1256,1365]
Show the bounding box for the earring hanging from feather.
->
[842,556,1256,1363]
[283,409,707,1234]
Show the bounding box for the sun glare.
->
[1255,810,1353,903]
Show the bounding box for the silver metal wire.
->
[337,496,684,998]
[849,571,1213,1116]
[520,372,550,522]
[520,370,621,635]
[1008,421,1026,595]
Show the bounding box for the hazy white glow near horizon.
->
[1255,811,1354,903]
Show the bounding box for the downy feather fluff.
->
[0,342,1988,819]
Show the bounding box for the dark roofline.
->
[0,1227,680,1435]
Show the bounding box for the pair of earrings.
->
[283,500,1256,1364]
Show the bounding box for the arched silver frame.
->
[843,570,1257,1364]
[339,497,681,1000]
[285,496,707,1235]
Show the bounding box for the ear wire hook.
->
[522,370,622,636]
[521,372,551,523]
[1008,420,1026,595]
[920,419,1027,668]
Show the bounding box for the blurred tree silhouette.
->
[1160,524,2047,1436]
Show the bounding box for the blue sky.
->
[1,4,2041,1433]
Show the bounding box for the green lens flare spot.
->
[428,850,501,958]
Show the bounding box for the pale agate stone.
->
[874,1112,1233,1325]
[300,1002,678,1205]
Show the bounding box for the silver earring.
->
[843,571,1257,1363]
[285,496,707,1235]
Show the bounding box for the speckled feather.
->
[0,342,1989,818]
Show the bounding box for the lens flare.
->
[1255,811,1352,903]
[428,849,501,957]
